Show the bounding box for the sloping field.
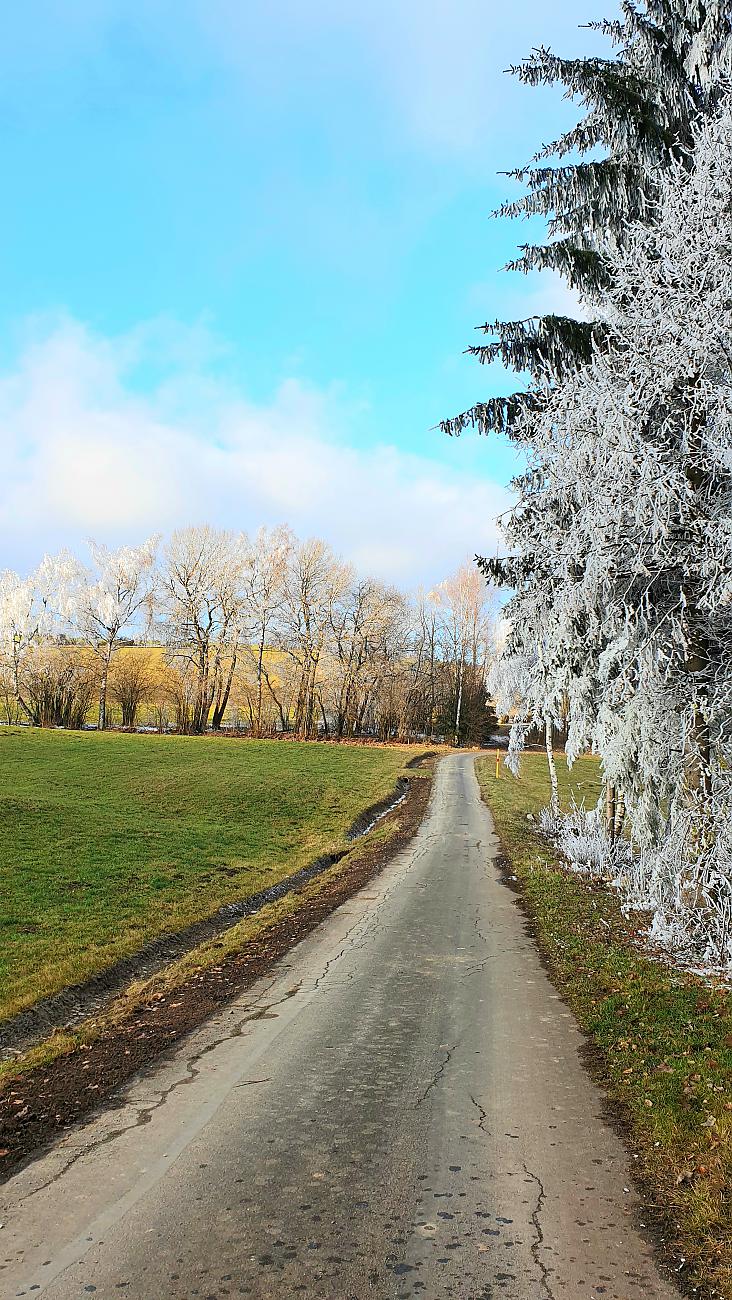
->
[0,728,412,1021]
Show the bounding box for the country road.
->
[2,754,680,1300]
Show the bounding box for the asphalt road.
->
[2,754,680,1300]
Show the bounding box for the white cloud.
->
[0,317,511,589]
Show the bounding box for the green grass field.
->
[478,752,732,1297]
[485,749,602,824]
[0,728,414,1021]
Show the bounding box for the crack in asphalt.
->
[7,975,291,1210]
[8,848,434,1214]
[312,920,367,990]
[523,1160,554,1299]
[461,956,499,979]
[469,1093,489,1134]
[473,906,489,946]
[415,1043,458,1108]
[309,851,430,994]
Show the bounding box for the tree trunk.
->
[681,387,714,824]
[262,664,288,732]
[255,627,266,738]
[605,783,617,844]
[212,651,237,730]
[12,652,34,726]
[545,718,559,815]
[192,648,212,734]
[613,788,626,841]
[98,647,112,730]
[294,661,308,737]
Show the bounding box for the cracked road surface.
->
[1,754,680,1299]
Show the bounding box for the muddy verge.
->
[1,778,410,1062]
[0,771,432,1183]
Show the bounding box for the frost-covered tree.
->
[493,100,732,961]
[443,1,732,438]
[70,538,159,730]
[280,537,352,740]
[239,525,293,738]
[487,628,561,815]
[161,526,247,735]
[0,554,76,723]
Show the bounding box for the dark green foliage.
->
[440,391,536,439]
[448,1,732,433]
[467,316,600,380]
[503,239,609,293]
[436,666,496,745]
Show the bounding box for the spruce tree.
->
[495,99,732,964]
[443,1,732,437]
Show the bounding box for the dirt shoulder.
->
[0,767,433,1183]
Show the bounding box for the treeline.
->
[0,527,497,744]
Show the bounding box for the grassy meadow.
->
[478,752,732,1297]
[483,749,602,823]
[0,728,414,1021]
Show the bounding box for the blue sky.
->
[0,0,611,585]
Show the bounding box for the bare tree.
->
[239,525,293,736]
[108,650,155,728]
[69,538,158,730]
[280,538,351,739]
[327,579,407,738]
[23,645,99,729]
[431,565,496,746]
[161,526,247,734]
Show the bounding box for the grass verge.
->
[0,765,433,1179]
[0,727,419,1021]
[476,752,732,1300]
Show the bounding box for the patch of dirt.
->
[405,750,437,769]
[0,773,433,1183]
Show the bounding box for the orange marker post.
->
[495,748,500,778]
